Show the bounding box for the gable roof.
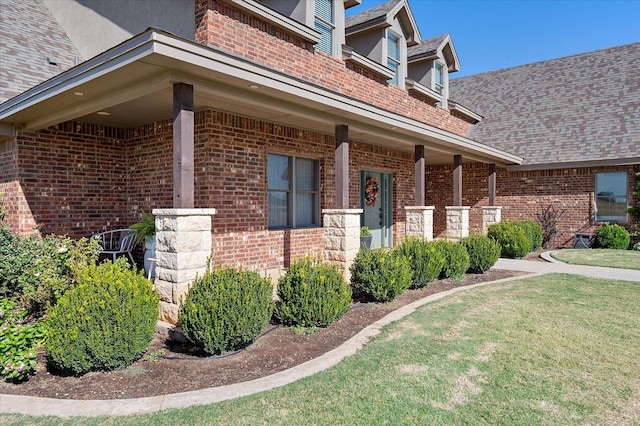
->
[345,0,420,44]
[0,0,81,103]
[449,43,640,169]
[407,33,460,72]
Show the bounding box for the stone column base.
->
[152,208,216,325]
[445,206,470,241]
[323,209,363,283]
[482,206,502,233]
[404,206,435,240]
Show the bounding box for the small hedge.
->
[275,256,351,328]
[179,266,274,355]
[517,220,543,251]
[44,259,159,375]
[488,221,532,259]
[399,237,445,288]
[350,247,412,302]
[594,224,630,249]
[461,235,501,273]
[434,240,470,281]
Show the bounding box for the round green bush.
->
[44,259,159,375]
[350,247,412,302]
[434,240,470,281]
[488,222,532,259]
[399,237,445,288]
[179,266,274,355]
[275,256,351,328]
[461,235,501,273]
[516,220,543,251]
[594,224,630,249]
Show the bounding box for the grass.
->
[551,248,640,270]
[2,274,639,425]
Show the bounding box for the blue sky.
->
[347,0,640,77]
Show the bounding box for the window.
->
[387,32,400,85]
[268,154,320,229]
[595,172,628,222]
[314,0,334,54]
[434,62,445,94]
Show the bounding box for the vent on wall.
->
[46,57,58,65]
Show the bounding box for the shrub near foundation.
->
[516,220,543,251]
[350,247,412,302]
[275,256,351,328]
[488,221,532,259]
[399,237,445,288]
[434,240,470,282]
[44,259,159,375]
[594,224,630,250]
[179,266,274,355]
[461,235,501,273]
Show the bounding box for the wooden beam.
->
[488,163,496,206]
[173,83,194,208]
[414,145,425,205]
[453,154,463,206]
[335,125,349,209]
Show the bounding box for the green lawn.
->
[551,248,640,270]
[2,274,639,425]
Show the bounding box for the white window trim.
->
[386,30,404,88]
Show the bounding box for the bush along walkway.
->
[2,257,638,418]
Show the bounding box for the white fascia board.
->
[405,79,442,103]
[342,45,395,79]
[449,101,483,123]
[228,0,321,44]
[507,157,640,172]
[0,32,158,120]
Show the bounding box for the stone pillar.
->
[152,208,216,325]
[404,206,435,240]
[445,206,470,241]
[323,209,363,282]
[482,206,502,233]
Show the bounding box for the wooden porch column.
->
[453,154,463,206]
[335,125,349,209]
[488,163,496,206]
[173,83,194,208]
[414,145,425,205]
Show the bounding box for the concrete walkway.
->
[1,253,638,418]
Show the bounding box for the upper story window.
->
[387,32,400,85]
[433,62,445,94]
[315,0,334,54]
[268,153,320,229]
[595,172,628,222]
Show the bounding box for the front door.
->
[361,171,393,249]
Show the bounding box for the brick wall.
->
[0,137,26,231]
[427,162,639,247]
[194,0,474,138]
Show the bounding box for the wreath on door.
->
[365,176,379,206]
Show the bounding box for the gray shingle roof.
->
[449,43,640,166]
[0,0,81,103]
[407,34,448,59]
[345,0,401,29]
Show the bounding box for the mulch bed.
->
[0,269,527,400]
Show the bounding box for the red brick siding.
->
[194,0,473,137]
[427,163,639,247]
[0,137,27,231]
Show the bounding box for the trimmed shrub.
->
[275,256,351,328]
[516,220,543,251]
[461,235,501,273]
[488,222,532,259]
[350,247,412,302]
[179,266,274,355]
[434,240,470,281]
[399,237,445,288]
[594,224,630,249]
[0,226,100,318]
[44,259,159,375]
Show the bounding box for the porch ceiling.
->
[0,29,522,167]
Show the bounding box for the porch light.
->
[249,84,260,89]
[96,111,110,116]
[73,92,84,96]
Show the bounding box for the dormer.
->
[344,0,420,88]
[260,0,361,58]
[406,33,460,108]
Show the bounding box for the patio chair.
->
[91,228,137,264]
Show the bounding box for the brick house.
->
[0,0,635,324]
[446,43,639,247]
